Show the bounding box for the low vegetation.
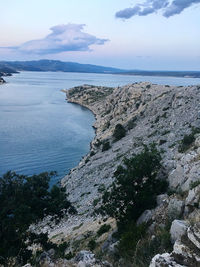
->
[178,127,200,152]
[102,140,111,152]
[97,224,111,237]
[113,123,126,141]
[98,145,169,264]
[0,171,75,265]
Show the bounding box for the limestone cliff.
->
[30,82,200,266]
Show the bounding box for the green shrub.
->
[93,198,100,206]
[88,239,97,250]
[90,151,95,156]
[133,227,172,266]
[190,180,200,190]
[97,224,111,236]
[119,222,146,257]
[102,141,111,152]
[100,144,168,228]
[0,171,75,265]
[127,119,137,130]
[178,127,200,152]
[113,124,126,141]
[98,184,106,193]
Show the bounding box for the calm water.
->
[0,71,200,184]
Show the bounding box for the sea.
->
[0,71,200,185]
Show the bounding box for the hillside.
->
[2,82,200,266]
[26,82,200,266]
[0,60,124,74]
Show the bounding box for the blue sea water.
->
[0,71,200,184]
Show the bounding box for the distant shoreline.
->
[115,71,200,79]
[0,59,200,79]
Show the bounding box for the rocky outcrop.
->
[150,223,200,267]
[29,82,200,266]
[62,83,200,215]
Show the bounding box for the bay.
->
[0,71,200,184]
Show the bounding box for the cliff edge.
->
[30,82,200,266]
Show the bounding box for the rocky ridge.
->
[30,82,200,266]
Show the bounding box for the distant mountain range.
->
[0,60,124,76]
[0,59,200,78]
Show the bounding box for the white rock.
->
[75,251,96,264]
[195,135,200,147]
[77,261,86,267]
[170,220,188,243]
[168,198,184,219]
[185,185,200,206]
[150,253,184,267]
[187,226,200,249]
[156,194,168,206]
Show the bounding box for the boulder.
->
[170,220,188,243]
[75,251,96,265]
[150,253,184,267]
[185,185,200,207]
[194,135,200,147]
[168,198,184,219]
[187,225,200,249]
[156,194,168,206]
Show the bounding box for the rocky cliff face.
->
[29,82,200,266]
[62,83,200,212]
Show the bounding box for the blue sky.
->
[0,0,200,70]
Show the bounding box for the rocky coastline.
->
[0,77,6,84]
[30,82,200,266]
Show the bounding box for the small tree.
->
[100,145,168,230]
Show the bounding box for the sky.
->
[0,0,200,70]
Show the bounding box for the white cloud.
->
[116,0,200,19]
[4,24,108,55]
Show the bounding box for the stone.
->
[185,185,200,206]
[137,209,153,225]
[150,253,184,267]
[156,194,168,206]
[170,220,188,243]
[75,251,96,265]
[187,225,200,249]
[195,135,200,147]
[168,198,184,219]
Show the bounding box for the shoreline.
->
[61,82,200,215]
[35,82,200,266]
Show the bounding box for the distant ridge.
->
[0,59,124,75]
[0,59,200,78]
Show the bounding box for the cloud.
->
[4,24,108,55]
[164,0,200,17]
[116,0,200,19]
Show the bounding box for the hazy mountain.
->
[0,60,199,78]
[0,60,124,74]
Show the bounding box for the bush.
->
[88,239,97,250]
[118,222,146,257]
[113,124,126,141]
[133,227,172,266]
[97,224,111,236]
[100,144,168,229]
[0,171,75,265]
[178,127,200,152]
[102,141,111,152]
